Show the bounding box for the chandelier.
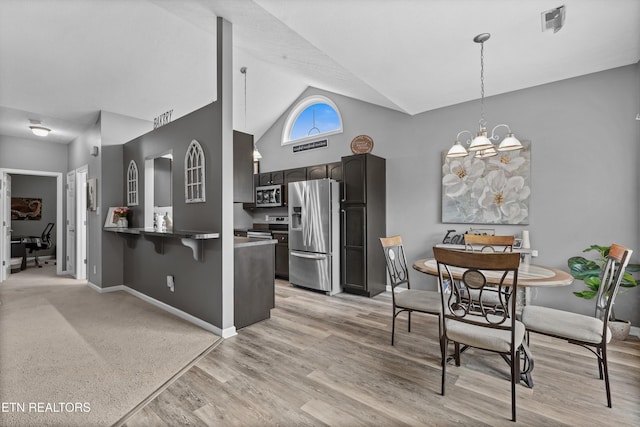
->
[446,33,522,159]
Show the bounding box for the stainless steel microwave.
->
[255,184,283,207]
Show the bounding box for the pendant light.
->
[241,66,261,160]
[447,33,523,159]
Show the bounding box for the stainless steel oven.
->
[255,184,283,207]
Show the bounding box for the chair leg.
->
[597,347,604,380]
[511,347,517,422]
[441,336,448,396]
[602,344,612,408]
[391,311,397,346]
[454,342,461,366]
[407,311,412,333]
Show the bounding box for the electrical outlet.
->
[532,250,539,257]
[93,265,97,275]
[167,275,174,292]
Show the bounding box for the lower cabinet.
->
[234,240,276,329]
[274,231,289,279]
[341,206,367,293]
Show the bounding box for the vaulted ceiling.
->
[0,0,638,145]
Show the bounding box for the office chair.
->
[25,222,54,268]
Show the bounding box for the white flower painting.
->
[442,142,531,224]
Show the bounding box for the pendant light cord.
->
[243,68,247,130]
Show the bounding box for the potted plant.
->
[568,244,639,340]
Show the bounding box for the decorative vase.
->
[521,230,531,249]
[117,217,128,228]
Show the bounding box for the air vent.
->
[541,5,566,33]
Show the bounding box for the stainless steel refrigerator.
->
[288,179,341,295]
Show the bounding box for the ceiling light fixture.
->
[446,33,522,159]
[241,66,262,161]
[29,125,51,137]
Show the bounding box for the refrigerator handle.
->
[290,251,327,260]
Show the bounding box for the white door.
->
[66,171,76,276]
[1,173,11,281]
[76,168,87,280]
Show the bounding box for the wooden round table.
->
[412,258,573,288]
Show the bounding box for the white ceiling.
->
[0,0,638,145]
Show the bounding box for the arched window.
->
[282,95,343,145]
[184,139,206,203]
[127,160,138,206]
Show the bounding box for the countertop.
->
[234,237,277,248]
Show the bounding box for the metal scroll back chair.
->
[26,222,54,268]
[434,246,523,422]
[380,236,441,346]
[522,243,632,408]
[464,234,515,253]
[464,234,515,309]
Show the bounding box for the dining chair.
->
[521,243,632,408]
[433,246,524,422]
[463,234,516,309]
[464,234,515,253]
[380,236,441,346]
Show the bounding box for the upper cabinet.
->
[327,162,343,181]
[284,167,306,184]
[306,164,327,180]
[259,170,283,186]
[342,155,367,204]
[233,131,254,203]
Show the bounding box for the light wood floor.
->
[124,280,640,426]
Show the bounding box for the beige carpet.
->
[0,265,220,427]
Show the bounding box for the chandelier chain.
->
[479,40,485,126]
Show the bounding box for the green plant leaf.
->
[573,290,596,299]
[625,263,640,273]
[583,245,609,259]
[583,276,601,292]
[568,256,601,280]
[621,272,637,287]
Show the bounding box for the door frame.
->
[0,168,64,282]
[75,166,88,280]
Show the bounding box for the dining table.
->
[412,256,574,388]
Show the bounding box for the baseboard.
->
[631,326,640,338]
[87,282,125,293]
[86,281,235,338]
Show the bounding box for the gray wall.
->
[0,135,67,265]
[0,135,68,172]
[154,157,172,207]
[10,175,57,257]
[68,119,103,285]
[256,63,640,326]
[122,101,224,326]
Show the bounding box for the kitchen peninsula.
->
[233,236,277,328]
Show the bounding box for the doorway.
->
[0,168,63,283]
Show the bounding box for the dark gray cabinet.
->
[340,153,386,297]
[259,170,283,186]
[234,131,254,203]
[234,240,275,329]
[327,161,343,181]
[306,164,327,180]
[273,231,289,279]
